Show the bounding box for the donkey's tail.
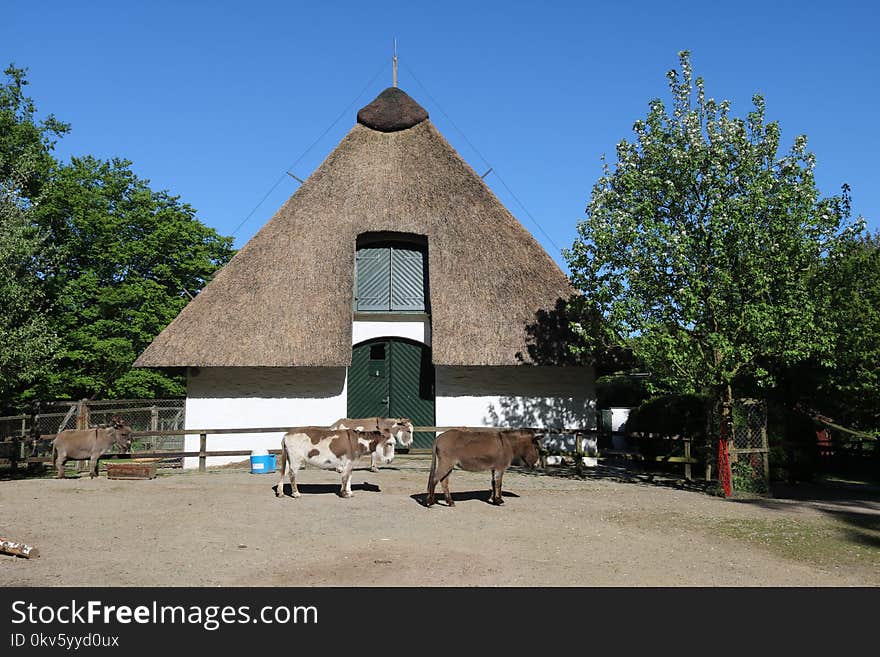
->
[276,436,289,497]
[426,440,440,505]
[428,445,437,487]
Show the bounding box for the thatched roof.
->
[135,87,574,368]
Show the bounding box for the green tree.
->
[565,51,861,430]
[817,232,880,429]
[0,64,68,199]
[34,156,235,399]
[0,65,66,410]
[0,64,235,408]
[0,162,59,409]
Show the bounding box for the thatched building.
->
[135,87,595,465]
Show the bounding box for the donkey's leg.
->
[89,455,100,479]
[493,469,505,505]
[370,451,380,473]
[275,460,286,498]
[340,460,354,498]
[290,460,302,498]
[55,454,66,479]
[440,468,455,507]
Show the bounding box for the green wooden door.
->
[348,338,435,450]
[348,341,390,417]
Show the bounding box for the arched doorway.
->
[348,337,435,450]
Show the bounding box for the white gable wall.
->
[183,319,595,468]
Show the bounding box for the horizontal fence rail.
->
[3,425,698,478]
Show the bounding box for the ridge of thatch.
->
[135,90,573,369]
[356,87,428,132]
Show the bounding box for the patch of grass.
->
[615,510,880,576]
[705,516,879,570]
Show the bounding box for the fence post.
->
[199,433,207,473]
[150,406,159,451]
[76,399,90,473]
[10,435,19,474]
[76,399,90,430]
[761,422,770,492]
[684,439,692,481]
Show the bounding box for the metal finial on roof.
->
[393,37,398,88]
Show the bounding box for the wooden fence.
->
[2,426,700,480]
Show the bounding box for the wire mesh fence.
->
[710,398,769,494]
[0,399,186,468]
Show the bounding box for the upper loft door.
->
[355,240,429,313]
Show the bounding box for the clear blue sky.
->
[5,0,878,272]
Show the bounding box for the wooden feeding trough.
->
[107,459,158,480]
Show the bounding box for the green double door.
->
[348,338,436,450]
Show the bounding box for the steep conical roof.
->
[135,87,573,368]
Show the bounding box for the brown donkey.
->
[426,429,543,507]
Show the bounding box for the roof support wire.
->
[401,62,562,255]
[230,60,388,238]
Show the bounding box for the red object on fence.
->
[816,428,833,458]
[718,438,732,497]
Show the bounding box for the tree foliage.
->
[815,232,880,428]
[565,51,862,411]
[0,64,68,198]
[0,65,65,407]
[0,161,59,405]
[0,65,234,411]
[35,156,234,399]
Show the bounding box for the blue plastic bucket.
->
[250,453,276,474]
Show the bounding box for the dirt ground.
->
[1,456,878,586]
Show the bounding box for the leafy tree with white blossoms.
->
[565,51,862,438]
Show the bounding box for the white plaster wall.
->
[436,366,596,430]
[184,367,347,468]
[182,324,597,466]
[352,317,430,346]
[610,407,632,433]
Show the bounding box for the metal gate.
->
[712,398,769,494]
[730,399,769,493]
[348,338,435,449]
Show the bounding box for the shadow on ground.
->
[520,461,718,495]
[273,482,382,497]
[410,490,520,507]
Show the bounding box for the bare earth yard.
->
[1,456,878,586]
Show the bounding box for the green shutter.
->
[390,246,426,311]
[355,247,391,311]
